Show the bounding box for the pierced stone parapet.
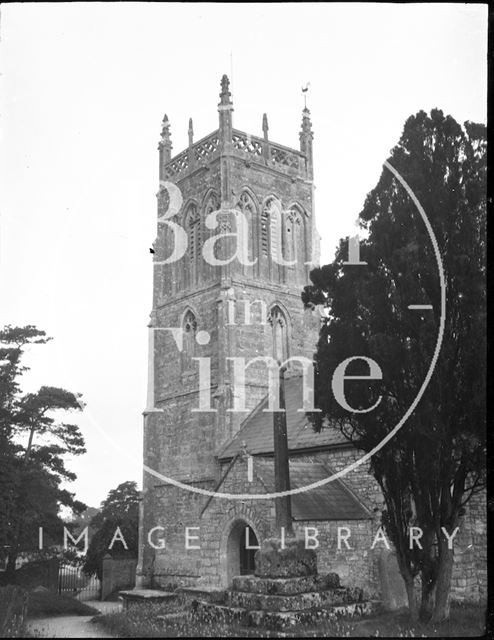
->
[232,131,263,158]
[194,135,220,163]
[162,129,308,180]
[163,131,220,179]
[163,148,190,179]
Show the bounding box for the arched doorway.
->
[240,525,258,575]
[226,520,259,585]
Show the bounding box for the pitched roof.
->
[254,459,371,521]
[218,375,348,459]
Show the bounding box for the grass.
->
[26,590,99,619]
[97,600,487,638]
[0,585,28,638]
[346,602,487,637]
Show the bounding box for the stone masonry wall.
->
[198,451,486,603]
[197,454,380,594]
[449,490,487,603]
[102,556,137,600]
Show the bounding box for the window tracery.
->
[269,305,289,364]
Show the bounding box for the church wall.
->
[449,490,487,603]
[301,447,487,603]
[292,448,382,598]
[290,447,384,597]
[195,455,382,595]
[139,280,224,588]
[139,454,274,590]
[142,482,215,589]
[221,282,320,448]
[198,455,274,588]
[292,518,380,599]
[140,447,486,603]
[151,285,221,480]
[193,452,487,602]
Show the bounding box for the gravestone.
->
[378,549,407,611]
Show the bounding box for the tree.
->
[69,506,100,539]
[0,326,87,580]
[83,481,140,580]
[303,110,485,622]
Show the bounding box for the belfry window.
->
[262,197,283,262]
[236,191,257,264]
[204,192,220,217]
[284,206,303,266]
[269,305,289,364]
[185,204,201,286]
[182,310,197,369]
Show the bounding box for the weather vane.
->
[301,82,310,109]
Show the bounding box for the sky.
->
[0,3,487,509]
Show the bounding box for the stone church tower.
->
[136,75,322,588]
[135,76,486,602]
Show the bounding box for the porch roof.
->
[253,459,372,521]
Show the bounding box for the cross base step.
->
[192,598,380,630]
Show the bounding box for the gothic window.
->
[236,191,257,264]
[269,305,289,364]
[283,214,293,263]
[200,192,220,280]
[237,191,257,216]
[262,197,286,269]
[262,197,278,258]
[261,203,270,257]
[204,191,220,217]
[284,207,302,261]
[182,310,197,370]
[284,205,305,279]
[185,204,201,286]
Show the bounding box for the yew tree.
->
[303,110,485,622]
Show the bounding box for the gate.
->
[58,564,101,601]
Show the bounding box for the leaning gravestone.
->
[378,549,408,611]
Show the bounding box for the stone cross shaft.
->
[273,366,293,534]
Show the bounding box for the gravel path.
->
[26,600,122,638]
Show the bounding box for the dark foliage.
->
[303,110,485,621]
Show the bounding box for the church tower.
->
[137,75,320,588]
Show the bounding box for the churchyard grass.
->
[26,591,99,618]
[97,601,486,637]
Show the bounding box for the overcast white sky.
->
[0,3,487,508]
